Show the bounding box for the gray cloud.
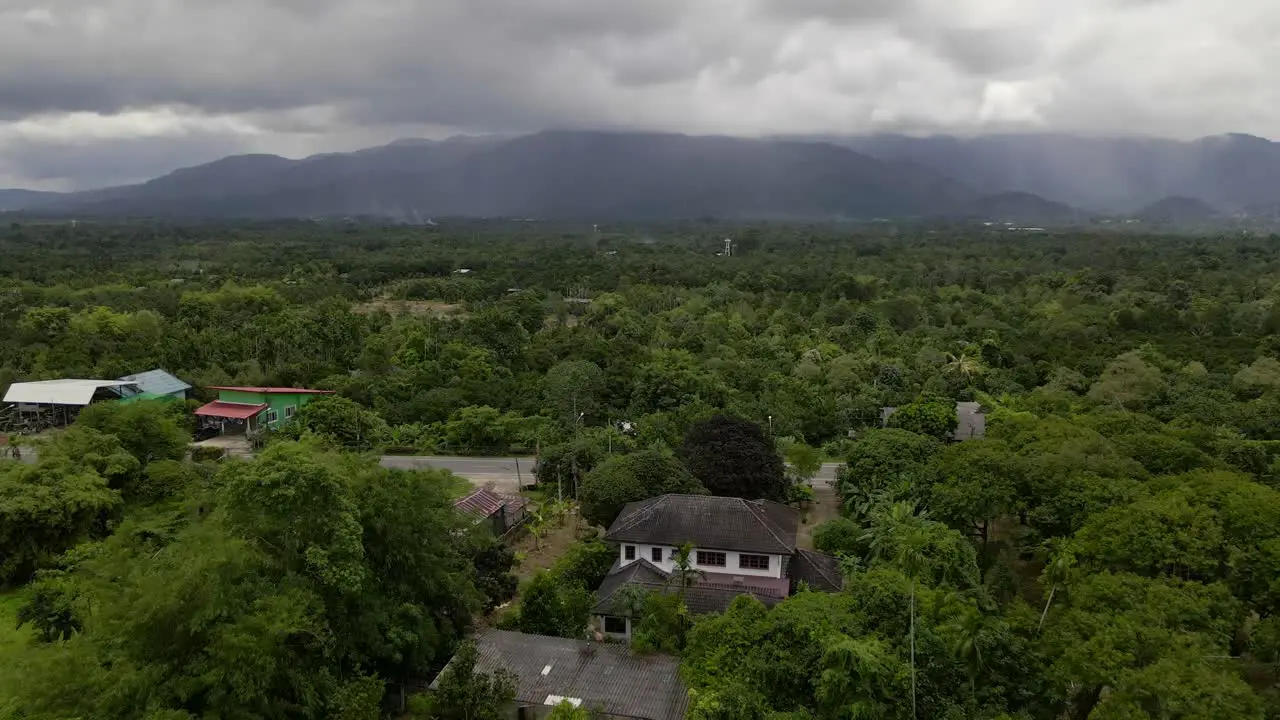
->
[1,0,1279,189]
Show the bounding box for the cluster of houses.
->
[1,368,333,441]
[3,371,989,720]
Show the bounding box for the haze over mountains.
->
[4,131,1277,222]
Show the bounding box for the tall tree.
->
[580,448,706,527]
[426,641,517,720]
[679,415,787,500]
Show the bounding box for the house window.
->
[284,405,296,419]
[265,409,278,425]
[651,547,663,562]
[603,616,628,634]
[624,545,636,561]
[739,554,771,571]
[696,551,726,567]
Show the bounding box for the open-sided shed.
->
[2,379,140,431]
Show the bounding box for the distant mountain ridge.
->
[1139,196,1220,222]
[7,132,983,221]
[0,189,63,211]
[4,130,1279,221]
[827,132,1280,213]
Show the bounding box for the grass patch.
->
[0,590,34,714]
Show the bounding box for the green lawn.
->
[0,590,32,715]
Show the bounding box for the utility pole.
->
[570,395,579,503]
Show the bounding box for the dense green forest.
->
[3,219,1280,718]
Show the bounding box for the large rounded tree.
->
[678,415,787,500]
[580,449,706,527]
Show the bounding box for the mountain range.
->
[3,130,1278,222]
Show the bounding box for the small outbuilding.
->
[454,487,529,538]
[117,369,192,402]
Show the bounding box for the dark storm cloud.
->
[1,0,1278,189]
[2,133,250,189]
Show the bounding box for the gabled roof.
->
[3,379,136,406]
[790,549,845,593]
[432,630,688,720]
[605,494,798,556]
[454,487,528,520]
[208,386,335,395]
[118,369,191,396]
[593,560,788,617]
[594,559,671,610]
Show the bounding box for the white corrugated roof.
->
[3,379,137,406]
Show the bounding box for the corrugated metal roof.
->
[454,488,528,520]
[194,401,268,419]
[118,369,191,396]
[3,379,136,406]
[434,630,688,720]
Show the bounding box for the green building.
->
[194,385,333,435]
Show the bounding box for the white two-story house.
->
[593,494,842,638]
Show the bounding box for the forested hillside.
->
[3,219,1280,717]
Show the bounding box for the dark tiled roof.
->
[454,488,528,520]
[435,630,689,720]
[605,494,798,555]
[594,559,671,609]
[593,562,787,617]
[790,549,844,593]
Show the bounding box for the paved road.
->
[7,449,840,490]
[379,455,841,490]
[379,455,536,493]
[813,462,840,485]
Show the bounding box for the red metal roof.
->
[454,488,527,519]
[207,386,335,395]
[194,400,269,419]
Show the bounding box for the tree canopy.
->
[5,220,1280,716]
[679,414,788,500]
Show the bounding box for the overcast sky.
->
[3,0,1279,190]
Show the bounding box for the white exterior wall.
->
[617,543,782,579]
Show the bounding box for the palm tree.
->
[862,502,931,720]
[527,506,547,549]
[1038,538,1079,633]
[945,352,984,384]
[893,527,931,720]
[669,542,703,595]
[665,543,702,649]
[949,605,987,695]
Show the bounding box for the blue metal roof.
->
[118,369,191,397]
